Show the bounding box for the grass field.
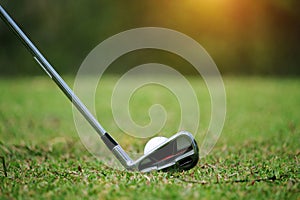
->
[0,76,299,199]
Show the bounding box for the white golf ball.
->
[144,136,168,154]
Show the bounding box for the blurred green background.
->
[0,0,299,76]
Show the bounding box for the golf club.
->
[0,5,199,172]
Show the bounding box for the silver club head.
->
[131,131,199,172]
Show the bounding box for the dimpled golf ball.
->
[144,136,168,154]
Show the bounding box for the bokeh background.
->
[0,0,299,76]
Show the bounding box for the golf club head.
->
[132,131,199,172]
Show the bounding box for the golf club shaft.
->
[0,5,135,168]
[0,5,107,136]
[0,6,133,163]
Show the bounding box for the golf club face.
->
[132,131,199,172]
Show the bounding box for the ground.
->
[0,76,299,199]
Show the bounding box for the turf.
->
[0,76,299,199]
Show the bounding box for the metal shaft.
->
[0,6,106,136]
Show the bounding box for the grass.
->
[0,75,299,199]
